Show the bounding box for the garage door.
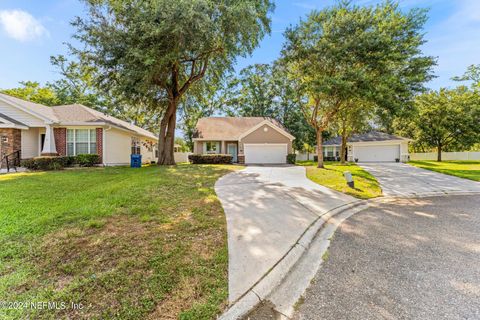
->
[354,145,400,162]
[244,144,287,164]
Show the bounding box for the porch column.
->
[41,125,58,156]
[221,141,226,154]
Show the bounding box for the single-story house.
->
[321,131,411,162]
[193,117,295,164]
[0,93,158,166]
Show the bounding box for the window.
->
[323,146,334,157]
[205,141,219,154]
[131,137,141,155]
[131,145,141,155]
[67,129,97,156]
[327,147,334,157]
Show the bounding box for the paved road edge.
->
[218,200,364,320]
[218,190,480,320]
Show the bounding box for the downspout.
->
[103,126,111,166]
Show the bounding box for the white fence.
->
[410,151,480,161]
[296,152,315,161]
[174,152,192,163]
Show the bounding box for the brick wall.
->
[0,128,21,167]
[54,128,67,156]
[237,154,245,164]
[96,128,103,163]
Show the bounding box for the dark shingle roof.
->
[323,131,408,145]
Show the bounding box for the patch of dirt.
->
[243,300,283,320]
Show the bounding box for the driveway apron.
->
[359,163,480,197]
[215,165,355,302]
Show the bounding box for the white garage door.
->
[355,145,400,162]
[244,144,287,164]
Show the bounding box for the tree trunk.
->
[437,144,442,162]
[316,129,324,168]
[157,99,177,165]
[340,133,347,165]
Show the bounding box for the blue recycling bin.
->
[130,154,142,168]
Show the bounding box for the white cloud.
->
[0,9,49,42]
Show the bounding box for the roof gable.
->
[0,112,28,126]
[0,93,58,122]
[52,104,157,140]
[0,94,157,140]
[193,117,292,141]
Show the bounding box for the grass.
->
[0,164,240,319]
[409,160,480,181]
[297,161,382,199]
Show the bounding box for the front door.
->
[40,134,46,151]
[227,143,238,162]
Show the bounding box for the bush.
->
[76,154,101,167]
[188,154,233,164]
[21,154,99,171]
[21,156,71,171]
[287,153,296,164]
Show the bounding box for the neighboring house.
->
[193,117,295,164]
[321,131,411,162]
[0,93,158,166]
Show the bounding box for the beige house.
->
[193,117,295,164]
[0,93,158,167]
[321,131,411,162]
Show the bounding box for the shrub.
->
[287,153,296,164]
[188,154,233,164]
[21,156,71,171]
[21,154,99,171]
[76,154,101,167]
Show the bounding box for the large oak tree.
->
[282,1,434,168]
[73,0,273,164]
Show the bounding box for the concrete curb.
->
[218,191,480,320]
[218,200,364,320]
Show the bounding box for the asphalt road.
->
[293,195,480,320]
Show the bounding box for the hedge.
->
[287,154,296,164]
[76,154,101,167]
[188,154,233,164]
[21,154,100,171]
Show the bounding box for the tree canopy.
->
[73,0,274,164]
[1,81,59,106]
[223,62,315,151]
[281,1,435,167]
[412,88,480,160]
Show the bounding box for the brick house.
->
[0,93,158,167]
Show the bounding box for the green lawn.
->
[409,160,480,181]
[0,164,239,320]
[297,161,382,199]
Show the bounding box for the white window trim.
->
[67,128,97,156]
[203,141,220,154]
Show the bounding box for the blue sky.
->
[0,0,479,90]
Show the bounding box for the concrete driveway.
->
[215,166,356,302]
[294,195,480,320]
[359,163,480,197]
